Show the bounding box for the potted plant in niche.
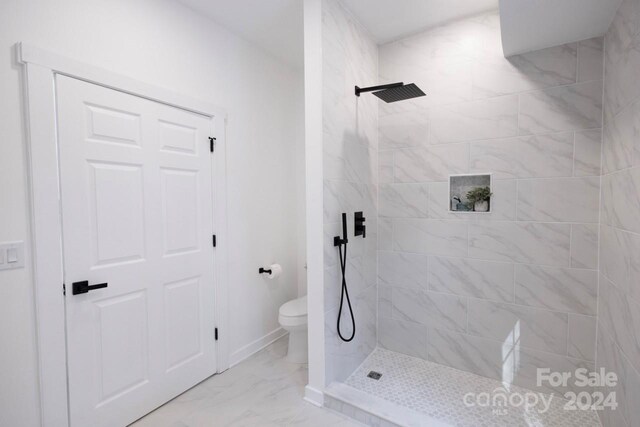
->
[466,186,492,212]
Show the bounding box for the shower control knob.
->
[354,211,366,238]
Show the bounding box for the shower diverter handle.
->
[354,211,366,238]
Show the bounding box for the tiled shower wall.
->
[598,0,640,425]
[376,12,604,395]
[322,0,379,384]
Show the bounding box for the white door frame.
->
[18,43,230,427]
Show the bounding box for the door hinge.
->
[212,234,217,247]
[63,283,66,296]
[215,327,219,341]
[209,136,216,153]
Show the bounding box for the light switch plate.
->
[0,242,25,271]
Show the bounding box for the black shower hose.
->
[337,241,356,342]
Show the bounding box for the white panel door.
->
[56,75,217,427]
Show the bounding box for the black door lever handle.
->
[72,280,108,295]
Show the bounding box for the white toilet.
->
[278,295,308,363]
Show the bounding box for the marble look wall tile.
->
[601,172,613,224]
[393,218,468,257]
[467,299,569,354]
[429,95,519,144]
[469,222,571,266]
[428,256,514,303]
[603,100,638,173]
[429,329,594,396]
[472,43,577,98]
[571,223,599,269]
[599,404,629,427]
[325,220,364,268]
[599,225,628,288]
[322,0,378,386]
[379,110,428,149]
[323,132,375,184]
[324,180,363,223]
[470,132,574,179]
[604,33,640,120]
[427,328,503,381]
[373,5,610,392]
[516,177,601,223]
[392,287,467,332]
[574,129,602,176]
[515,265,597,315]
[606,167,640,234]
[577,38,604,82]
[378,218,393,251]
[324,257,364,312]
[378,251,427,290]
[600,225,640,303]
[599,275,640,373]
[394,143,469,182]
[605,0,640,64]
[361,231,378,288]
[567,314,596,361]
[597,324,640,427]
[379,183,428,217]
[378,286,392,318]
[378,316,428,359]
[324,284,377,384]
[378,151,394,184]
[427,180,517,220]
[514,347,594,396]
[519,80,603,135]
[379,42,474,111]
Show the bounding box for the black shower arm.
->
[355,82,403,96]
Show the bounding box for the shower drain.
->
[367,371,382,380]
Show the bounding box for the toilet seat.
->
[279,296,307,327]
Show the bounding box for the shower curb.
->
[324,382,453,427]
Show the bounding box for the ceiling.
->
[177,0,304,68]
[177,0,622,68]
[499,0,622,56]
[342,0,499,44]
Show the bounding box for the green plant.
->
[466,186,492,204]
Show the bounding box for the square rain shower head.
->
[373,83,425,103]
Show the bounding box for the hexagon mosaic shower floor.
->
[345,348,601,427]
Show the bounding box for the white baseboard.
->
[229,327,288,368]
[304,385,324,407]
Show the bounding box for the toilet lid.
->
[279,295,307,317]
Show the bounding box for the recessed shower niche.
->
[449,174,492,213]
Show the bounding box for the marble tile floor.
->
[345,348,601,427]
[131,336,363,427]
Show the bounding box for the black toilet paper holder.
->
[259,267,272,275]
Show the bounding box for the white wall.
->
[0,0,303,424]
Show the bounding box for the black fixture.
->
[354,211,366,238]
[367,371,383,380]
[355,82,426,103]
[259,267,272,275]
[334,213,355,342]
[72,280,108,295]
[333,212,348,247]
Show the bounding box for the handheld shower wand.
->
[334,213,355,342]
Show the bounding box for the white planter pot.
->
[474,200,489,212]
